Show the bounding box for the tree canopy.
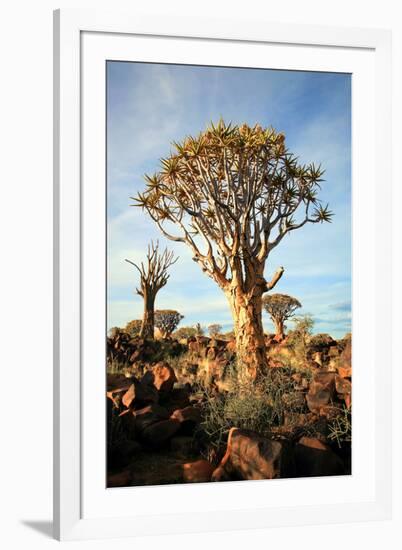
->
[154,309,184,338]
[134,120,332,292]
[263,293,302,323]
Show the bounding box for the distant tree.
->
[125,241,178,339]
[263,293,301,341]
[195,322,204,336]
[124,319,142,338]
[108,327,122,339]
[208,324,222,338]
[134,120,331,378]
[287,314,314,360]
[155,309,184,339]
[173,326,198,340]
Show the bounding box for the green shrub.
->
[124,319,142,338]
[328,405,352,448]
[197,362,305,451]
[173,326,198,340]
[287,314,314,361]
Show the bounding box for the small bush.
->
[328,405,352,448]
[197,361,305,451]
[173,326,198,340]
[286,314,314,361]
[124,319,142,338]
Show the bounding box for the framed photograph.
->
[53,9,392,540]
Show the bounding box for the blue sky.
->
[107,62,351,338]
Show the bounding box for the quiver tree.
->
[154,309,184,338]
[134,120,332,378]
[263,293,301,342]
[208,323,222,338]
[125,241,178,339]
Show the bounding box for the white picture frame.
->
[53,8,392,541]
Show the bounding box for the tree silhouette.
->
[263,293,301,341]
[125,241,178,339]
[134,120,331,377]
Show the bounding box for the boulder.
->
[306,371,337,414]
[226,339,237,354]
[121,378,159,408]
[162,386,191,413]
[343,394,352,409]
[142,362,177,394]
[212,428,291,481]
[107,386,130,408]
[313,371,337,391]
[170,436,196,455]
[306,386,332,413]
[182,459,215,483]
[335,375,352,395]
[130,403,170,433]
[107,439,142,469]
[207,347,217,360]
[107,469,131,488]
[142,418,181,448]
[294,436,345,477]
[308,334,336,352]
[337,366,352,379]
[171,405,201,425]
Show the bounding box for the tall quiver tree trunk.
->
[140,290,156,339]
[226,285,267,379]
[273,319,285,342]
[126,241,178,340]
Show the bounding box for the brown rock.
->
[306,371,338,414]
[162,387,191,413]
[107,439,142,469]
[294,436,345,477]
[131,403,170,432]
[170,436,195,455]
[343,393,352,409]
[142,362,177,393]
[107,469,131,488]
[142,418,181,448]
[107,385,131,408]
[313,371,337,391]
[337,366,352,379]
[306,386,332,413]
[171,406,202,425]
[107,374,131,392]
[182,459,214,483]
[335,375,352,395]
[121,378,159,408]
[207,347,217,360]
[226,339,237,354]
[212,428,290,481]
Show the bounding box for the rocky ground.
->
[106,332,352,487]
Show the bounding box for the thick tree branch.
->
[264,266,285,292]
